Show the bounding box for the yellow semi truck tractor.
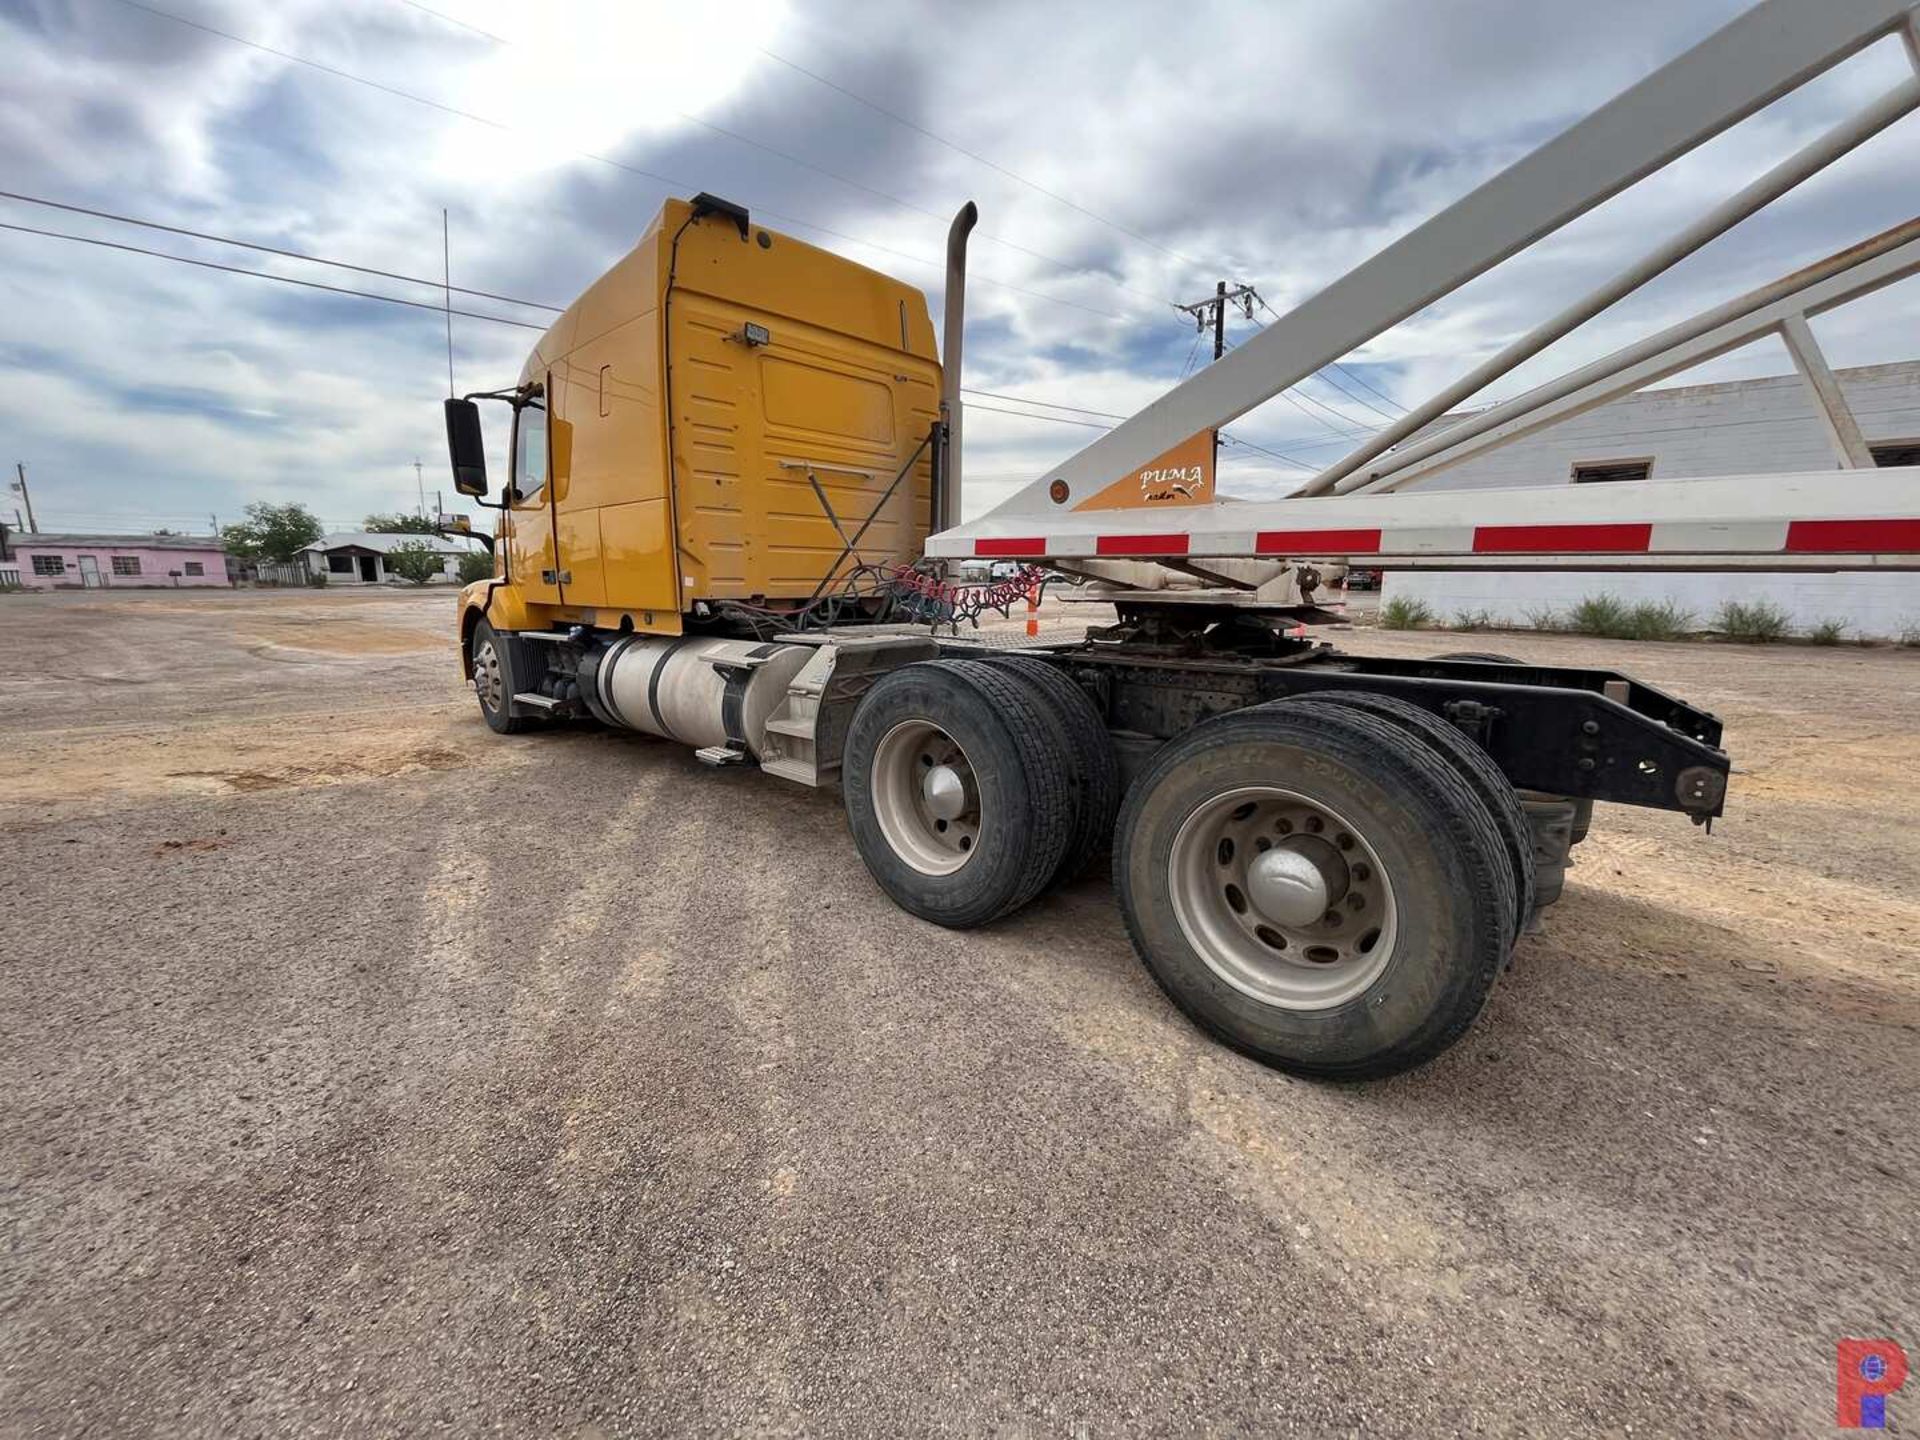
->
[443,187,1747,1081]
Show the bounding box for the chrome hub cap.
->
[1170,785,1398,1010]
[871,720,980,875]
[923,764,968,821]
[472,639,505,713]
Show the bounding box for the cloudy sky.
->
[2,0,1916,536]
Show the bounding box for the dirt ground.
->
[2,587,1916,1437]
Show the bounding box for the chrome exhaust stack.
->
[938,201,978,534]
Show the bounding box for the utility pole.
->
[1176,283,1258,357]
[1176,284,1258,474]
[12,463,37,533]
[415,457,427,520]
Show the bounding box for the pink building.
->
[1,532,230,590]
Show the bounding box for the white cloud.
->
[0,0,1913,535]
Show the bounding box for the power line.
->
[1179,330,1204,380]
[1279,377,1379,436]
[1251,292,1407,416]
[0,189,564,311]
[964,392,1315,471]
[1217,436,1316,473]
[374,0,1172,309]
[965,401,1114,431]
[0,221,549,330]
[960,388,1131,422]
[1309,369,1401,424]
[1214,331,1372,443]
[750,46,1209,273]
[1330,362,1406,414]
[109,0,1137,325]
[392,0,504,44]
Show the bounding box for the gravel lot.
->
[2,587,1916,1436]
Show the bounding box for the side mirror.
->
[444,398,488,496]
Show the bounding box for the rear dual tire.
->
[1114,702,1516,1079]
[1289,690,1536,942]
[975,652,1120,889]
[843,660,1075,928]
[847,657,1521,1078]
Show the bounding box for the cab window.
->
[512,401,548,502]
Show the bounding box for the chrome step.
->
[759,756,820,787]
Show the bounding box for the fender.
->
[456,580,535,677]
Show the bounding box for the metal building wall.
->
[1382,362,1920,637]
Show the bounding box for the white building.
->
[1381,361,1920,638]
[299,531,486,585]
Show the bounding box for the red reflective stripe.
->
[1254,528,1382,554]
[1473,522,1651,553]
[1784,518,1920,553]
[1096,533,1190,556]
[974,537,1047,557]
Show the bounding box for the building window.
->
[33,555,65,576]
[1571,458,1654,484]
[184,561,205,576]
[1869,440,1920,468]
[328,554,354,574]
[112,555,142,576]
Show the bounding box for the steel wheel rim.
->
[1170,785,1398,1011]
[870,719,980,876]
[473,638,505,713]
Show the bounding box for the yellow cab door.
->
[504,390,562,608]
[546,355,608,611]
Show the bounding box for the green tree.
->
[385,539,446,586]
[221,502,324,563]
[363,512,439,535]
[456,549,494,585]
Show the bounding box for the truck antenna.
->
[442,208,455,398]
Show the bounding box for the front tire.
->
[1114,702,1513,1079]
[470,619,534,735]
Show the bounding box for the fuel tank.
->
[586,635,813,759]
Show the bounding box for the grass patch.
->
[1900,623,1920,648]
[1568,594,1632,637]
[1624,600,1693,642]
[1380,596,1434,630]
[1451,608,1496,632]
[1713,599,1792,644]
[1807,618,1848,646]
[1525,606,1566,633]
[1560,594,1695,641]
